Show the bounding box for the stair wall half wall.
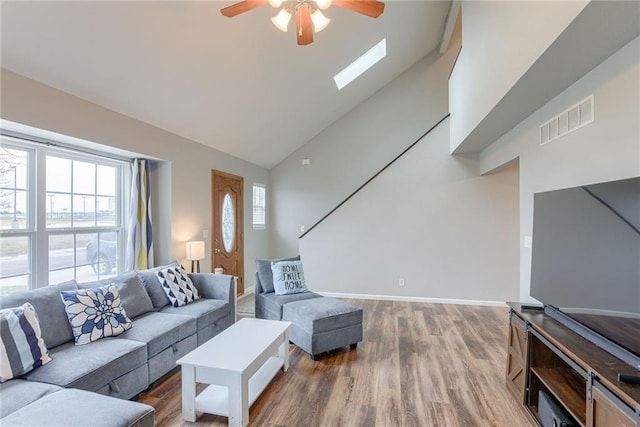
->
[299,118,520,303]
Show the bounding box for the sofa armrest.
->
[189,273,235,304]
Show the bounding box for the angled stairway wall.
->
[270,44,461,259]
[299,118,520,303]
[269,26,521,303]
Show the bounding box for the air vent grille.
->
[540,95,594,146]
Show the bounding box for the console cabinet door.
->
[587,386,636,427]
[505,313,528,403]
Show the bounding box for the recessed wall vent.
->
[540,95,594,146]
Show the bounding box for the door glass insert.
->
[222,193,235,252]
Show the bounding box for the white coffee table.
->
[176,318,291,426]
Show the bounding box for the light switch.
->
[202,229,210,239]
[524,235,532,249]
[300,225,305,232]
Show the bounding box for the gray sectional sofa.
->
[0,263,236,426]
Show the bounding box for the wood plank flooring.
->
[138,299,534,426]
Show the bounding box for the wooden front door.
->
[211,170,244,295]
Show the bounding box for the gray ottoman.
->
[283,297,363,360]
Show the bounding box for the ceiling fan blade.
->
[332,0,385,18]
[220,0,268,18]
[296,5,314,46]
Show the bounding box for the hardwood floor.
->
[138,299,535,426]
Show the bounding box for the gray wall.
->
[449,1,587,152]
[270,44,460,258]
[271,31,520,303]
[300,119,520,303]
[1,69,270,287]
[480,36,640,302]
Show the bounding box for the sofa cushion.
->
[156,266,200,307]
[0,388,155,427]
[283,297,363,334]
[259,291,323,320]
[0,302,52,382]
[136,262,180,310]
[0,280,77,348]
[77,271,154,319]
[160,298,229,331]
[0,379,61,418]
[24,337,146,391]
[147,334,197,384]
[61,285,133,345]
[94,363,148,401]
[117,312,197,358]
[189,273,234,301]
[256,255,300,294]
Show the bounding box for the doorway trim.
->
[211,169,244,296]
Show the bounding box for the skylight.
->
[333,38,387,90]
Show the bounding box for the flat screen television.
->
[530,176,640,370]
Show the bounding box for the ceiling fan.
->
[220,0,385,46]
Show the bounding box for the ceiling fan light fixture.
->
[310,9,331,32]
[315,0,333,10]
[221,0,385,45]
[271,7,292,32]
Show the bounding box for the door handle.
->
[214,248,221,254]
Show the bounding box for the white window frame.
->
[0,141,35,293]
[0,134,129,292]
[252,183,266,230]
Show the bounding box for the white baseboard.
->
[240,285,255,297]
[317,292,507,307]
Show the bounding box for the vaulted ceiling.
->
[1,1,451,168]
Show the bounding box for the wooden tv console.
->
[506,303,640,426]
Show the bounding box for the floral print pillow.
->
[60,285,132,345]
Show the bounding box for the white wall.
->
[300,119,520,303]
[270,29,520,303]
[270,44,460,258]
[1,69,270,288]
[449,1,588,152]
[480,36,640,302]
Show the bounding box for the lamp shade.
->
[271,8,292,32]
[315,0,333,10]
[311,9,330,32]
[186,241,205,261]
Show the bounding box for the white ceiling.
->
[1,0,450,169]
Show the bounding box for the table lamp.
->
[186,241,205,273]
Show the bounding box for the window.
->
[0,135,127,295]
[0,144,31,295]
[252,183,266,229]
[334,38,387,90]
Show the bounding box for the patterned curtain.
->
[126,159,154,270]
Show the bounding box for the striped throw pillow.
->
[0,302,52,382]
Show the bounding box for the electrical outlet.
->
[399,278,405,287]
